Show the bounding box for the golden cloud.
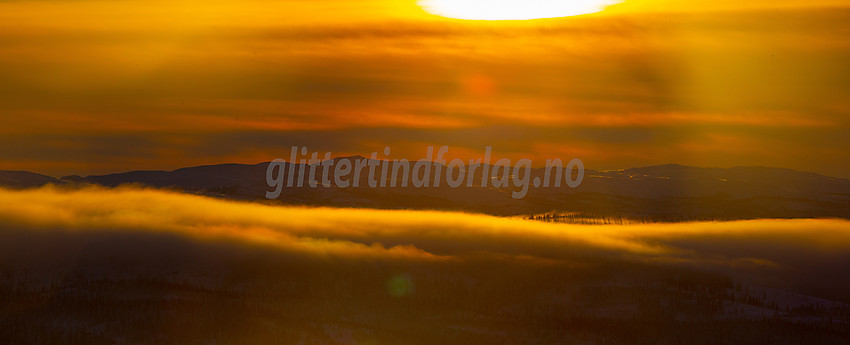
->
[2,186,849,272]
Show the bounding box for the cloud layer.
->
[1,1,849,177]
[2,186,850,295]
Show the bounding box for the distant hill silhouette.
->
[3,160,850,221]
[0,170,58,188]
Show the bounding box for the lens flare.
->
[419,0,623,20]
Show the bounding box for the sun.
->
[419,0,622,20]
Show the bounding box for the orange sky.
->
[1,0,849,177]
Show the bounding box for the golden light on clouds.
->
[0,0,849,177]
[3,186,850,270]
[419,0,623,20]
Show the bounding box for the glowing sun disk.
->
[419,0,622,20]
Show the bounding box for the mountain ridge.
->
[3,161,849,221]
